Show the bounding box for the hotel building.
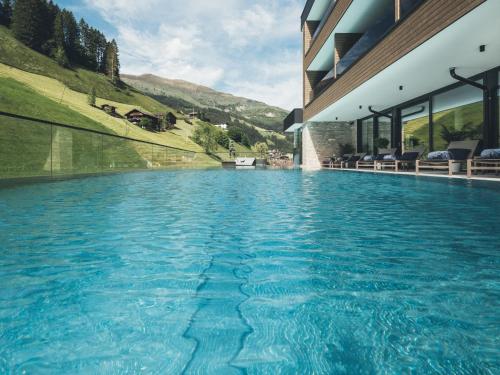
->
[284,0,500,169]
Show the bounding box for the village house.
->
[100,104,119,117]
[214,124,228,131]
[125,109,160,131]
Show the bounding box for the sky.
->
[56,0,304,110]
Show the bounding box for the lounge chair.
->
[416,140,480,176]
[357,148,398,170]
[330,154,353,169]
[342,153,366,169]
[467,148,500,177]
[376,147,425,172]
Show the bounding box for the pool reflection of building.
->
[284,0,500,170]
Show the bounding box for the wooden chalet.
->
[100,104,119,117]
[165,112,177,127]
[124,109,160,131]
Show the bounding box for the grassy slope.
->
[0,26,220,167]
[0,77,110,131]
[121,74,289,133]
[0,26,164,112]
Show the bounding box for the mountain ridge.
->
[121,73,289,134]
[122,73,287,111]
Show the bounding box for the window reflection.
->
[377,117,392,149]
[433,83,483,150]
[402,102,430,153]
[361,118,374,154]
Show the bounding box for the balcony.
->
[310,1,338,43]
[283,109,304,133]
[336,8,395,77]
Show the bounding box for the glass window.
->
[402,101,430,153]
[377,117,392,149]
[432,82,484,151]
[361,118,374,154]
[498,71,500,147]
[400,0,425,19]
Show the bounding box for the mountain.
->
[121,74,289,133]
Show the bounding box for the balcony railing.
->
[335,10,395,77]
[312,68,336,101]
[311,1,338,42]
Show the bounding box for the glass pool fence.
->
[0,111,202,180]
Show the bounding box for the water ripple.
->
[0,170,499,374]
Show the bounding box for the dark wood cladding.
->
[304,0,486,121]
[304,0,353,69]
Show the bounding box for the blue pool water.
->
[0,170,499,374]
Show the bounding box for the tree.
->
[11,0,48,51]
[0,0,13,26]
[215,129,230,149]
[139,117,154,130]
[192,124,218,154]
[254,142,269,159]
[227,127,243,143]
[87,87,96,107]
[241,134,251,148]
[54,46,69,67]
[105,39,120,84]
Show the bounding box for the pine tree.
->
[54,46,69,67]
[0,0,13,27]
[11,0,47,51]
[61,10,79,62]
[53,11,64,50]
[105,39,120,84]
[87,87,96,107]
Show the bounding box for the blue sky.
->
[55,0,304,110]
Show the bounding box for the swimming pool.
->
[0,170,499,374]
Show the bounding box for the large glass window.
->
[433,83,484,151]
[400,0,425,19]
[401,101,430,153]
[377,117,392,149]
[361,118,374,154]
[498,71,500,147]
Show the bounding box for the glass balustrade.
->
[0,113,198,180]
[336,11,395,77]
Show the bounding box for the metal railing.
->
[0,111,207,180]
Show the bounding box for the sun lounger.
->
[357,148,398,170]
[329,154,353,169]
[416,140,480,176]
[342,153,366,169]
[467,148,500,177]
[376,147,425,172]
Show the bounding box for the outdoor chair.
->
[343,153,366,169]
[416,140,480,176]
[376,147,425,172]
[330,154,353,169]
[357,148,398,170]
[467,148,500,177]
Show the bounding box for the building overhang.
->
[308,0,499,122]
[283,109,304,133]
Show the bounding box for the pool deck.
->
[323,167,500,182]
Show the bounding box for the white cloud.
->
[84,0,303,110]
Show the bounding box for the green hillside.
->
[0,26,165,114]
[122,74,293,152]
[122,73,288,131]
[0,25,227,173]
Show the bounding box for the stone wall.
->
[301,122,356,170]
